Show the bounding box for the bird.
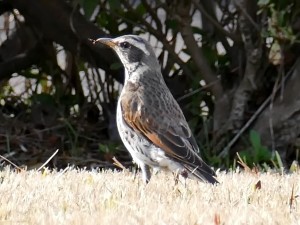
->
[92,35,218,184]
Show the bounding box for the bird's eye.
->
[119,41,130,49]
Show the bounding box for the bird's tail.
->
[184,163,219,184]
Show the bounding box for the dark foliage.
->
[0,0,299,169]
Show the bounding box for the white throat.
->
[123,62,151,84]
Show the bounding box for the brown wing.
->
[120,81,218,184]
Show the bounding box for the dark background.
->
[0,0,299,170]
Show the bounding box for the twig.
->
[177,79,220,102]
[140,0,163,33]
[112,157,127,170]
[121,0,195,79]
[236,152,251,172]
[56,165,72,179]
[175,2,223,98]
[0,49,40,80]
[0,154,23,171]
[37,149,59,171]
[192,0,241,43]
[234,0,260,32]
[219,61,298,157]
[289,183,299,212]
[0,151,17,160]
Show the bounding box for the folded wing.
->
[120,83,218,184]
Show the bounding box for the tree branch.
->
[228,0,263,130]
[140,0,163,33]
[192,0,242,70]
[122,0,195,79]
[0,23,40,79]
[175,1,223,99]
[4,0,124,83]
[0,49,40,79]
[234,0,260,32]
[192,0,241,43]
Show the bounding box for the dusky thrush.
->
[93,35,218,184]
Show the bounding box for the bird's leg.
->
[173,169,188,187]
[180,170,188,188]
[140,164,151,184]
[173,171,180,186]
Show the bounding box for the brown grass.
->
[0,168,299,225]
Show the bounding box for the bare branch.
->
[175,2,223,99]
[229,0,263,129]
[192,0,241,43]
[234,0,260,32]
[140,0,163,33]
[37,149,59,171]
[5,0,124,83]
[0,48,41,80]
[219,59,299,157]
[122,0,195,79]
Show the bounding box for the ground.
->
[0,168,299,225]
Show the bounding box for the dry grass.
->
[0,168,299,225]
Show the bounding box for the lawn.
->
[0,168,299,224]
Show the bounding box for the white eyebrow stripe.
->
[115,36,150,56]
[130,41,150,56]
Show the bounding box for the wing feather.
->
[120,80,218,184]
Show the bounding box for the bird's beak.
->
[92,38,117,48]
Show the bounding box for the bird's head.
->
[93,35,160,81]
